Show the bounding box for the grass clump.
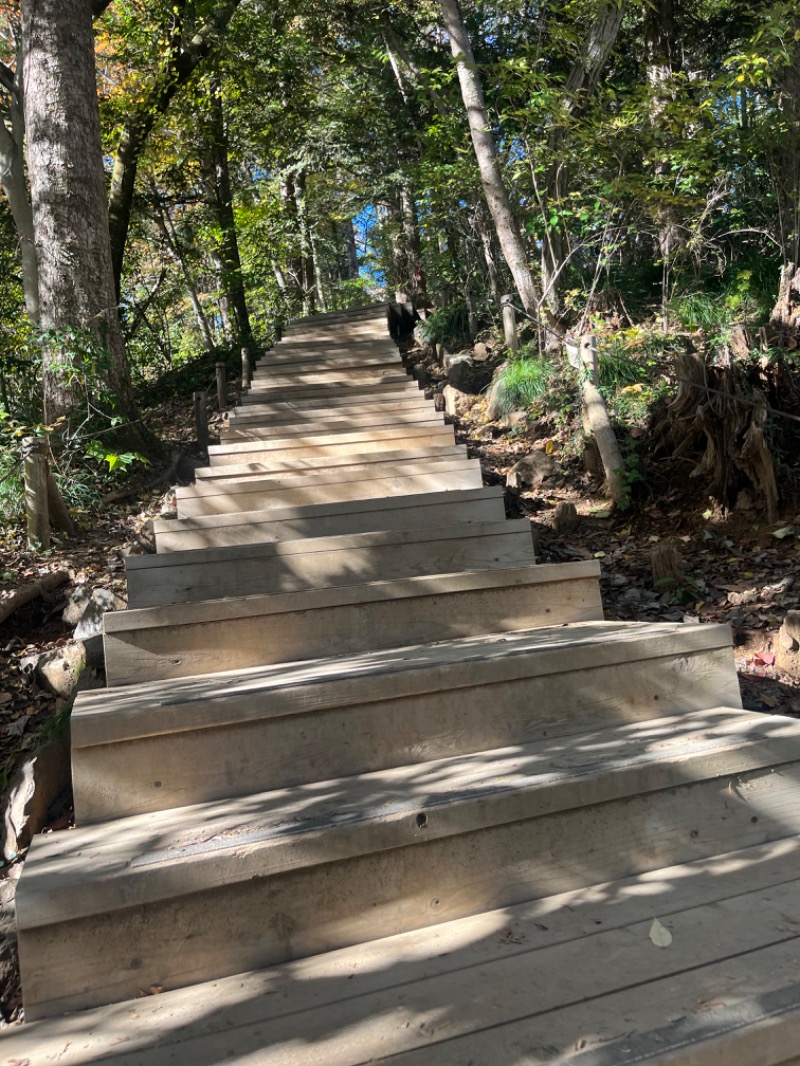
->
[490,355,554,417]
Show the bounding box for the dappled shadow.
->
[13,307,800,1062]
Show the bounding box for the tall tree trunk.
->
[776,15,800,268]
[541,0,625,317]
[401,185,427,307]
[439,0,555,332]
[0,48,39,322]
[206,77,253,346]
[22,0,137,428]
[343,218,359,279]
[294,171,315,316]
[645,0,681,328]
[474,199,501,300]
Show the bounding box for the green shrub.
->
[419,300,471,349]
[490,356,554,417]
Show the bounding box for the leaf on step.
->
[649,918,673,948]
[772,526,795,539]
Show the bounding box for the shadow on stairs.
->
[8,305,800,1065]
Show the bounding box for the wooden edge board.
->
[19,706,800,926]
[152,485,505,533]
[72,622,736,744]
[180,458,476,497]
[125,519,532,570]
[105,562,601,632]
[189,449,467,486]
[208,424,454,456]
[8,839,800,1064]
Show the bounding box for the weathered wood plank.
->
[125,520,536,608]
[207,423,454,464]
[103,562,603,684]
[72,628,739,818]
[176,466,485,517]
[19,718,800,1016]
[9,839,800,1063]
[234,393,431,415]
[241,381,420,404]
[220,411,444,439]
[154,487,506,551]
[191,447,467,485]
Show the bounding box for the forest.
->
[0,0,797,522]
[0,0,799,1033]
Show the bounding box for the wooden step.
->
[153,486,507,551]
[72,620,740,820]
[234,393,432,415]
[256,350,399,369]
[103,561,602,685]
[175,466,485,517]
[252,367,406,389]
[207,424,455,465]
[241,381,420,404]
[124,520,536,609]
[18,707,800,1018]
[11,837,800,1062]
[220,411,444,439]
[190,447,468,485]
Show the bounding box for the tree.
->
[21,0,138,427]
[438,0,556,334]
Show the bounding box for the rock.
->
[413,363,429,387]
[776,611,800,677]
[73,587,124,640]
[506,451,555,491]
[553,501,579,535]
[62,584,92,625]
[472,342,492,362]
[503,410,527,428]
[442,384,463,418]
[35,641,86,698]
[607,573,629,588]
[446,355,493,394]
[1,736,71,862]
[82,634,106,672]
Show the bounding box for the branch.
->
[0,61,14,93]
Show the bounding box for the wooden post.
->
[241,346,251,390]
[215,362,226,410]
[23,437,50,549]
[578,335,626,506]
[501,294,519,352]
[275,322,283,343]
[193,390,209,455]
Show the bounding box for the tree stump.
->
[553,501,579,534]
[650,541,683,593]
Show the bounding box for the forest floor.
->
[1,344,800,1024]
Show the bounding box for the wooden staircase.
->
[9,305,800,1064]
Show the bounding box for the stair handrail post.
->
[240,346,252,391]
[215,361,226,410]
[22,435,50,549]
[501,294,519,352]
[193,390,209,458]
[578,334,625,506]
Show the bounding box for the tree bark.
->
[0,46,39,322]
[205,77,253,346]
[22,0,137,426]
[541,0,625,317]
[776,14,800,267]
[107,0,242,297]
[439,0,553,330]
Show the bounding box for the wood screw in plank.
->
[193,390,209,457]
[22,436,50,549]
[216,362,227,410]
[501,294,519,352]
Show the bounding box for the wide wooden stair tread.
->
[12,304,800,1062]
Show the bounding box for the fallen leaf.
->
[649,918,673,948]
[772,526,795,539]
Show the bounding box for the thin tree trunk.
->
[152,193,216,352]
[541,0,625,317]
[107,0,242,298]
[401,185,427,307]
[0,47,39,322]
[294,171,315,316]
[22,0,137,428]
[439,0,555,332]
[474,200,501,301]
[205,77,253,345]
[776,14,800,267]
[343,219,359,279]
